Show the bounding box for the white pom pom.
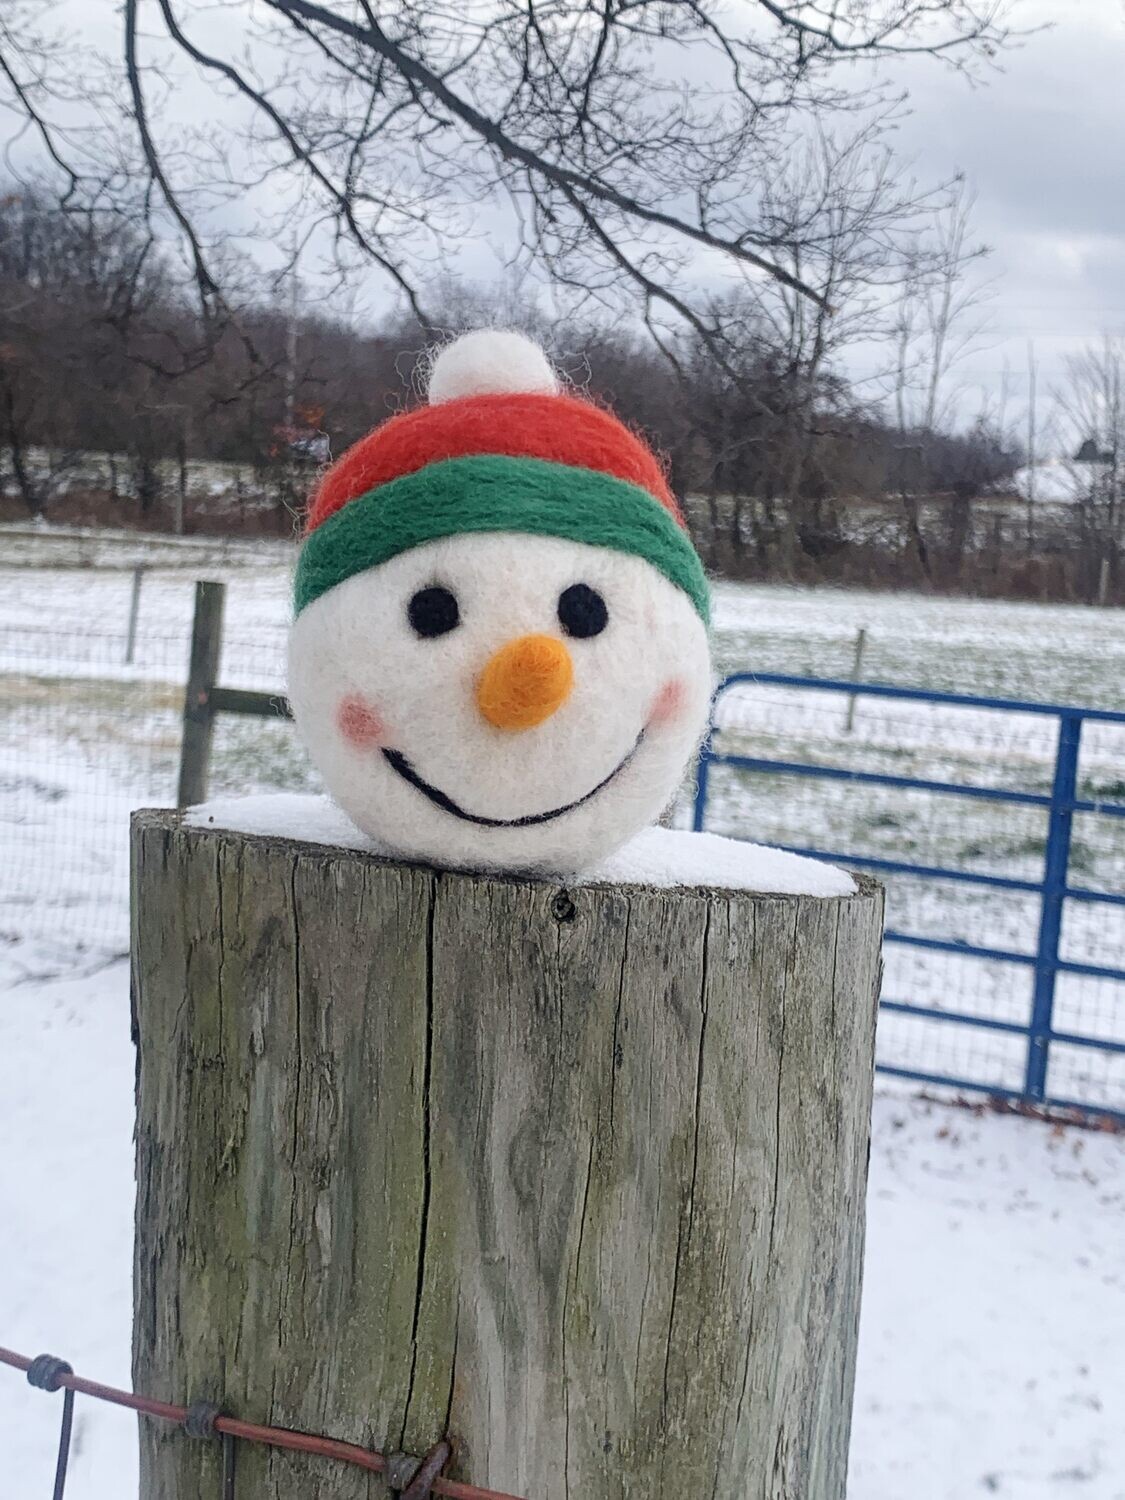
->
[427,329,561,405]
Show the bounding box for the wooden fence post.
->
[844,626,868,734]
[176,581,224,809]
[124,563,146,665]
[131,810,884,1500]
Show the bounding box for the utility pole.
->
[1108,351,1121,604]
[1026,339,1037,554]
[998,355,1011,437]
[284,243,300,433]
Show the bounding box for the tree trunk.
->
[2,388,42,518]
[899,490,933,582]
[131,810,883,1500]
[175,435,188,536]
[946,492,973,579]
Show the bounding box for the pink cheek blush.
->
[649,677,687,728]
[336,694,387,749]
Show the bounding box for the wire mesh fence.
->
[696,675,1125,1116]
[0,626,185,966]
[0,607,310,972]
[2,563,1123,1116]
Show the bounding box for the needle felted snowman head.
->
[287,329,712,875]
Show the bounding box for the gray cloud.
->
[881,0,1125,423]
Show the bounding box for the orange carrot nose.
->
[476,634,574,731]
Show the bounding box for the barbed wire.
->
[0,1344,526,1500]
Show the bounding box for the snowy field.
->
[2,529,1124,1497]
[2,961,1122,1500]
[3,531,1122,1101]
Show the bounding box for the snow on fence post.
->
[130,809,884,1499]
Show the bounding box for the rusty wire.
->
[0,1345,526,1500]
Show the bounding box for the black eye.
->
[408,586,460,638]
[558,583,608,639]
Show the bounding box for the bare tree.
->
[888,179,994,578]
[0,185,174,515]
[1055,336,1125,603]
[1024,337,1037,550]
[892,179,993,431]
[740,119,939,573]
[0,1,1017,359]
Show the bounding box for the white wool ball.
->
[288,533,713,878]
[427,329,560,405]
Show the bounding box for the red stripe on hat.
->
[307,391,682,532]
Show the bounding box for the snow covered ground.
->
[2,532,1125,1496]
[2,958,1122,1500]
[854,1095,1125,1500]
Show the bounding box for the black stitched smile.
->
[381,733,644,828]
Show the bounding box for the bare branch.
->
[123,0,220,312]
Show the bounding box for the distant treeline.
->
[1,190,1118,604]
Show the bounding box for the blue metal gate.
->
[692,674,1125,1121]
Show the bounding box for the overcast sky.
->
[885,0,1125,430]
[7,0,1125,442]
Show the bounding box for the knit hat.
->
[293,331,709,622]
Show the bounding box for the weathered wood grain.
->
[175,581,223,809]
[131,809,883,1499]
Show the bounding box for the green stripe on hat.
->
[294,454,710,622]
